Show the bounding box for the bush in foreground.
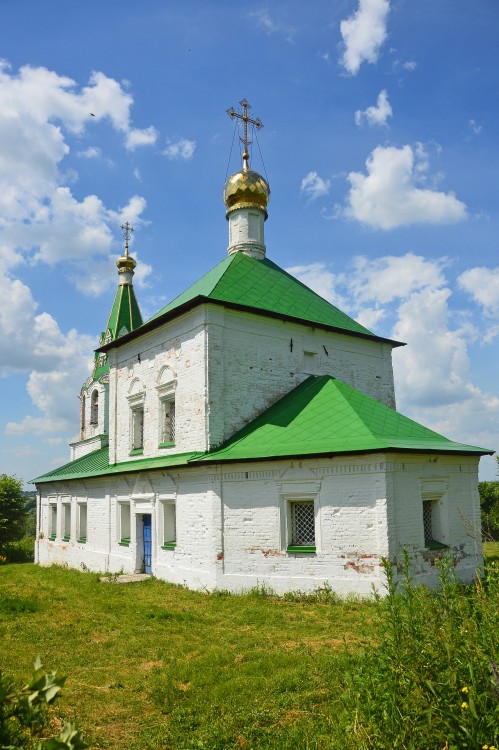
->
[0,657,87,750]
[339,552,499,750]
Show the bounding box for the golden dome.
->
[116,253,137,275]
[223,168,270,216]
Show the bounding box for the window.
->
[62,503,71,541]
[80,394,86,434]
[49,504,57,540]
[289,501,316,552]
[162,502,176,549]
[77,503,87,543]
[303,351,318,375]
[421,492,448,550]
[131,406,144,451]
[119,503,131,546]
[160,398,175,446]
[90,390,99,424]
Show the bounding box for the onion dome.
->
[223,167,270,217]
[116,252,137,275]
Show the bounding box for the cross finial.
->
[226,98,263,172]
[120,221,134,257]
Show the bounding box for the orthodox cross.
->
[227,98,263,171]
[121,221,134,256]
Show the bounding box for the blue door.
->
[142,515,152,574]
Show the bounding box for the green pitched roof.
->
[147,252,399,345]
[198,376,493,463]
[32,447,201,484]
[34,376,492,485]
[92,282,144,381]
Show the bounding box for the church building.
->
[34,101,492,595]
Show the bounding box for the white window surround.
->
[156,381,176,448]
[420,479,449,549]
[277,479,321,553]
[77,502,87,543]
[161,501,176,549]
[128,392,145,452]
[118,501,131,546]
[49,502,57,539]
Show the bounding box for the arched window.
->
[81,393,86,434]
[90,390,99,425]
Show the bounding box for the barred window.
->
[161,399,175,444]
[132,406,144,450]
[90,390,99,424]
[290,501,315,547]
[423,500,433,544]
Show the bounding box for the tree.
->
[478,479,499,540]
[0,474,28,551]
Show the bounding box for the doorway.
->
[142,514,152,574]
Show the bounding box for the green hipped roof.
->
[33,376,493,484]
[147,252,399,345]
[198,376,494,462]
[92,282,144,381]
[33,447,201,484]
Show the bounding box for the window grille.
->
[423,499,433,544]
[90,390,99,424]
[132,407,144,449]
[291,501,315,546]
[162,400,175,443]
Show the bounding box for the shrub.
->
[339,551,499,749]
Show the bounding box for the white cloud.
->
[355,89,392,127]
[286,253,499,471]
[249,10,295,41]
[77,146,101,159]
[163,138,196,160]
[343,144,467,229]
[348,253,446,304]
[0,62,150,275]
[468,119,482,135]
[458,266,499,320]
[300,171,330,201]
[125,126,158,150]
[339,0,390,75]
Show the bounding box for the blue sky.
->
[1,0,499,485]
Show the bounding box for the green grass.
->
[0,547,497,750]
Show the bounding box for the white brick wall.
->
[36,452,483,595]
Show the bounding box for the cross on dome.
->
[226,98,263,172]
[121,221,134,257]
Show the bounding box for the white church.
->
[34,101,492,595]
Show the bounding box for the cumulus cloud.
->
[0,62,150,275]
[289,252,499,471]
[340,0,390,75]
[163,138,196,160]
[125,125,158,150]
[300,171,330,201]
[355,89,392,127]
[343,144,467,229]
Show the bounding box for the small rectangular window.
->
[162,503,176,549]
[160,399,175,446]
[63,504,71,541]
[303,351,318,375]
[119,503,131,546]
[78,503,87,542]
[132,407,144,450]
[49,505,57,540]
[288,501,316,552]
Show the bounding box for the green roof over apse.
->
[197,375,494,463]
[91,281,144,381]
[144,252,401,347]
[32,447,201,484]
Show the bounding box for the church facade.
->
[34,103,492,595]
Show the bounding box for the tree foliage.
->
[0,474,28,551]
[0,657,87,749]
[479,479,499,540]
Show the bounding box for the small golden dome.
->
[223,169,270,216]
[116,254,137,274]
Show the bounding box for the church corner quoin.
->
[33,102,493,595]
